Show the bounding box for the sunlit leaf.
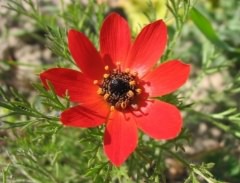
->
[190,7,227,49]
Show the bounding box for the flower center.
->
[94,65,142,110]
[109,78,130,96]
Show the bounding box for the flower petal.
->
[143,60,190,97]
[61,102,109,128]
[104,111,138,166]
[124,20,167,77]
[100,13,131,67]
[40,68,99,103]
[134,100,182,140]
[68,29,105,80]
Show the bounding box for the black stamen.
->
[109,78,130,97]
[99,69,140,109]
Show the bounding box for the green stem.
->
[136,149,152,165]
[161,146,191,169]
[192,167,215,183]
[189,109,230,132]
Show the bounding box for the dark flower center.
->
[94,65,142,110]
[109,78,130,96]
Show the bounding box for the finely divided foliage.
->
[1,0,239,182]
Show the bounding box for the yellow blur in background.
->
[99,0,167,33]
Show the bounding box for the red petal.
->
[124,20,167,77]
[104,111,138,166]
[100,13,131,67]
[68,29,105,80]
[134,100,182,140]
[61,102,109,128]
[143,60,190,97]
[40,68,99,103]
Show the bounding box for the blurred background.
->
[0,0,240,182]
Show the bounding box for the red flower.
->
[40,13,190,166]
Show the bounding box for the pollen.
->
[129,80,136,86]
[104,93,110,100]
[103,74,110,79]
[136,88,142,95]
[120,101,127,109]
[97,64,143,110]
[131,71,138,77]
[125,68,130,73]
[127,90,134,98]
[104,65,109,70]
[93,80,98,85]
[97,88,103,95]
[131,104,139,110]
[110,106,115,111]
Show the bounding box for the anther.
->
[131,71,138,77]
[97,88,103,95]
[97,65,143,110]
[121,102,127,109]
[103,74,109,79]
[104,93,110,100]
[93,80,98,85]
[110,106,115,111]
[127,90,134,98]
[129,80,136,86]
[104,65,109,70]
[125,68,130,73]
[131,104,139,110]
[136,88,142,95]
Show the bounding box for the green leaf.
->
[190,7,227,50]
[192,174,200,183]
